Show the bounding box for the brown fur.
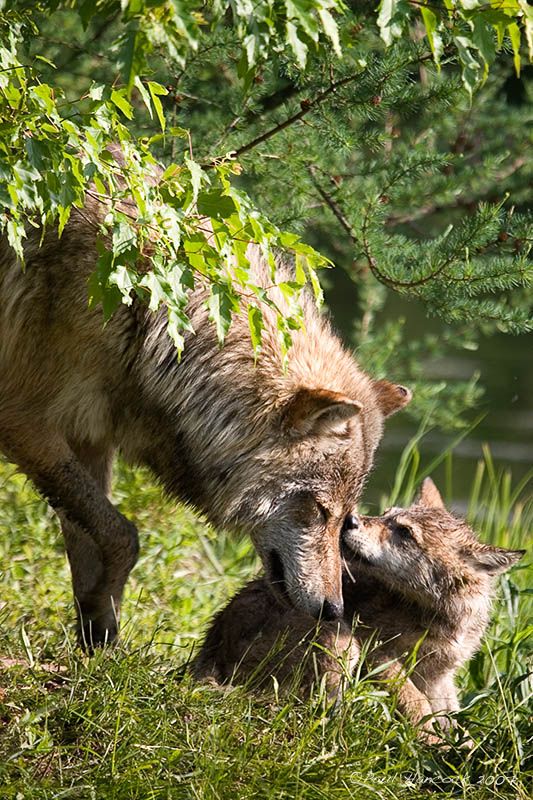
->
[0,197,411,648]
[192,479,525,741]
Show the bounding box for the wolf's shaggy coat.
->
[0,200,410,646]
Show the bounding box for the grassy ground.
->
[0,445,531,800]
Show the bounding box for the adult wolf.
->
[0,201,411,648]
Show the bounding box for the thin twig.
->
[58,12,119,70]
[218,53,434,162]
[228,73,359,159]
[307,166,359,246]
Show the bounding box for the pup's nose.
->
[342,513,361,540]
[321,598,344,621]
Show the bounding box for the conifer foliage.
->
[0,2,531,393]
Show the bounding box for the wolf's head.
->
[240,379,412,620]
[343,478,525,612]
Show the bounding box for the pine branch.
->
[388,157,527,226]
[222,53,433,161]
[307,166,359,246]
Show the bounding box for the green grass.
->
[0,443,531,800]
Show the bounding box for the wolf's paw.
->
[76,608,119,653]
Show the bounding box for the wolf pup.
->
[193,479,524,741]
[0,197,411,648]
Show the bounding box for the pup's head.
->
[343,478,525,610]
[244,379,412,620]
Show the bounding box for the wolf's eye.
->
[316,502,329,524]
[394,523,413,540]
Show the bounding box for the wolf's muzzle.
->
[320,598,344,621]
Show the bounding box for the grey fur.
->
[0,204,411,647]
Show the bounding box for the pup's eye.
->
[394,524,413,540]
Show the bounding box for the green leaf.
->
[420,6,443,67]
[167,263,194,303]
[185,157,204,207]
[88,83,104,101]
[134,75,153,118]
[197,191,236,219]
[305,263,324,306]
[148,81,168,132]
[471,18,496,82]
[454,35,482,98]
[287,21,308,69]
[377,0,406,46]
[6,217,25,260]
[167,307,186,356]
[318,8,341,57]
[140,271,168,312]
[507,22,521,76]
[247,304,264,356]
[90,247,123,319]
[518,0,533,60]
[34,54,56,68]
[119,21,143,97]
[111,89,134,120]
[79,0,100,28]
[109,265,137,307]
[113,220,136,255]
[286,0,320,41]
[31,83,55,114]
[57,203,71,237]
[207,282,239,344]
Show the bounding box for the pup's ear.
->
[373,380,412,417]
[415,478,446,510]
[283,388,361,437]
[466,545,525,576]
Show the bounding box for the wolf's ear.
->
[415,478,446,510]
[373,380,412,418]
[283,388,361,437]
[466,545,526,576]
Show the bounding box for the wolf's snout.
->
[320,597,344,621]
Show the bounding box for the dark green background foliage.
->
[0,1,532,423]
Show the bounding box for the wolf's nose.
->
[321,598,344,621]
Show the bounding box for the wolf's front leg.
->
[2,427,139,649]
[426,674,460,718]
[423,673,473,744]
[373,659,442,744]
[58,442,140,650]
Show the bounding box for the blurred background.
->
[327,289,532,509]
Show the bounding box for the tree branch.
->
[307,166,359,246]
[229,71,363,159]
[387,157,526,226]
[218,53,433,162]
